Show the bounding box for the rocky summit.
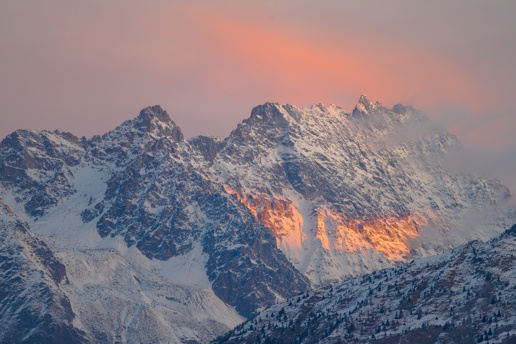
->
[0,97,514,343]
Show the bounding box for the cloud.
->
[443,144,516,198]
[183,5,490,109]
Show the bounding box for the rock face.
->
[82,106,311,317]
[0,202,86,344]
[216,223,516,344]
[0,98,513,342]
[0,129,83,217]
[203,98,512,285]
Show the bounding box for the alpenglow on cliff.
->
[0,96,513,343]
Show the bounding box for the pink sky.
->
[1,1,515,187]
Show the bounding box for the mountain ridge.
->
[0,96,514,342]
[215,223,516,344]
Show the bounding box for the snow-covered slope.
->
[216,223,516,344]
[0,98,513,343]
[57,245,243,344]
[0,202,86,344]
[0,199,242,343]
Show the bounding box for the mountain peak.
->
[250,102,281,116]
[352,95,381,118]
[132,105,183,141]
[248,102,301,124]
[358,94,372,106]
[138,105,170,122]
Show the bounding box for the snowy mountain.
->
[215,223,516,344]
[0,97,513,343]
[202,96,512,285]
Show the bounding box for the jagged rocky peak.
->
[88,105,184,158]
[132,105,184,141]
[392,103,410,114]
[0,129,84,172]
[227,102,303,151]
[352,94,383,118]
[137,105,172,127]
[1,128,81,148]
[248,102,302,125]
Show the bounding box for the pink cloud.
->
[181,5,498,114]
[0,1,514,154]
